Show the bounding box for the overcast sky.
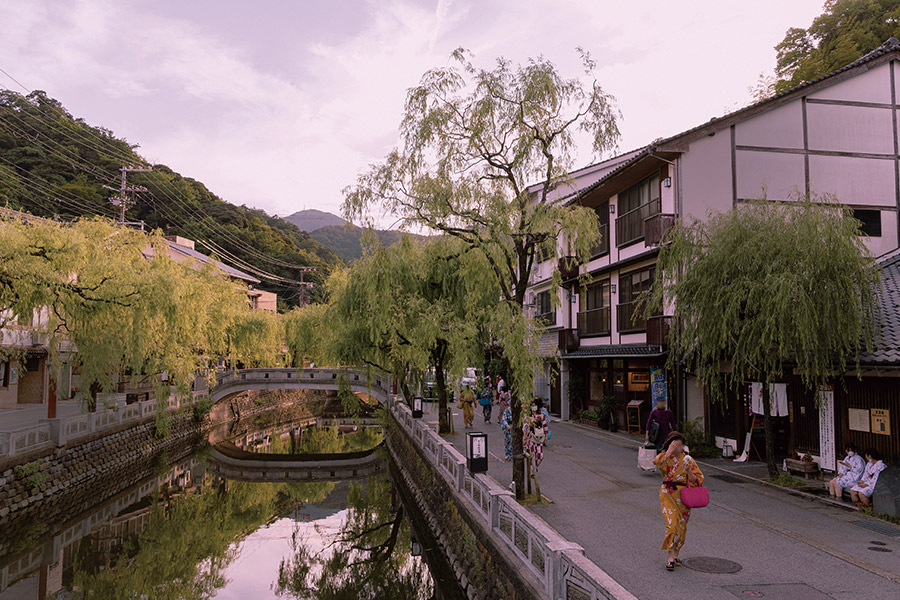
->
[0,0,826,225]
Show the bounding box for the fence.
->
[388,397,636,600]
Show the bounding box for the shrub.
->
[769,473,805,488]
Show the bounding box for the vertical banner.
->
[650,367,667,405]
[818,384,836,472]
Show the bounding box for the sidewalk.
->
[423,403,900,600]
[0,400,86,431]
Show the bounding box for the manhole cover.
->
[683,557,742,573]
[868,546,893,552]
[849,520,900,537]
[712,474,747,484]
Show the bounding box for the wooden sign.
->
[848,408,870,433]
[871,408,890,436]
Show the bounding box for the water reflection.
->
[0,421,459,600]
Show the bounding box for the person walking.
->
[459,384,476,428]
[479,377,494,423]
[535,397,551,445]
[653,432,704,571]
[500,398,513,461]
[645,397,677,453]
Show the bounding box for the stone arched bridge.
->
[210,368,392,404]
[208,443,385,483]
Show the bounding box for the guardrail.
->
[389,398,636,600]
[211,368,391,404]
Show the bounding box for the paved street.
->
[425,403,900,600]
[0,400,85,431]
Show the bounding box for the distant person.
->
[653,432,704,571]
[479,377,494,423]
[459,384,476,428]
[500,400,513,461]
[496,375,506,397]
[523,399,548,468]
[850,448,886,507]
[828,442,865,498]
[645,398,677,452]
[534,397,551,444]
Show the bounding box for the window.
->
[616,174,661,246]
[536,290,555,325]
[852,209,882,237]
[578,280,611,336]
[592,202,610,256]
[618,266,656,333]
[536,240,555,263]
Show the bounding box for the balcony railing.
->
[616,198,661,248]
[576,307,610,336]
[537,311,557,327]
[644,213,676,246]
[617,300,647,333]
[589,222,610,258]
[558,328,579,353]
[647,315,672,347]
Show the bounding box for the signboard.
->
[650,368,667,406]
[818,385,836,472]
[871,408,891,436]
[466,432,488,473]
[848,408,870,432]
[629,372,650,391]
[472,435,486,458]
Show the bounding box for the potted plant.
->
[599,395,617,432]
[785,452,820,478]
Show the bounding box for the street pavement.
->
[423,402,900,600]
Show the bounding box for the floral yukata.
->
[835,452,866,489]
[653,452,704,552]
[500,406,514,460]
[522,412,548,468]
[852,460,887,498]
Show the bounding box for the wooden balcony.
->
[557,256,579,283]
[577,307,611,337]
[647,315,672,347]
[644,213,676,246]
[558,328,579,353]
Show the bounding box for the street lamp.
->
[412,396,423,419]
[466,431,488,474]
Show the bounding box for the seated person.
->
[850,448,887,507]
[828,442,865,498]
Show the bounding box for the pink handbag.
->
[680,484,709,508]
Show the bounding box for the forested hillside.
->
[0,90,341,308]
[308,224,427,262]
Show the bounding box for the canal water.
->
[0,421,464,600]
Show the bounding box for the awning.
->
[562,344,665,359]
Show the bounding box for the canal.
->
[0,418,465,600]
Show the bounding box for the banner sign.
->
[650,367,667,406]
[818,385,836,472]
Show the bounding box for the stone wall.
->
[385,414,542,600]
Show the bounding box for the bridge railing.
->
[212,368,392,402]
[389,397,636,600]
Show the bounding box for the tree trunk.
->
[433,339,450,434]
[761,379,779,478]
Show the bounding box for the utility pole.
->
[295,268,317,307]
[104,165,152,224]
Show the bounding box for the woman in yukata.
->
[653,431,704,572]
[499,392,513,461]
[850,448,887,507]
[827,442,865,498]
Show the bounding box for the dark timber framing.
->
[802,97,810,197]
[730,125,737,207]
[892,60,900,241]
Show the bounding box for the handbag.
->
[478,395,491,407]
[638,445,656,471]
[680,483,710,508]
[647,421,660,443]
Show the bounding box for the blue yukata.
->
[834,452,865,489]
[500,406,513,460]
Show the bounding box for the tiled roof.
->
[858,250,900,366]
[563,344,664,359]
[570,38,900,206]
[165,240,261,284]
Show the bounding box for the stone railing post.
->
[546,540,585,599]
[489,489,514,530]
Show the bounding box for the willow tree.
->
[344,50,619,496]
[650,199,881,477]
[310,235,495,434]
[0,215,250,412]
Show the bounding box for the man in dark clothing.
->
[645,398,677,452]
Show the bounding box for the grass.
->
[859,506,900,526]
[768,473,806,489]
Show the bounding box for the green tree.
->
[344,49,619,497]
[775,0,900,93]
[650,199,881,476]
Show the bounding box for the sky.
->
[0,0,827,226]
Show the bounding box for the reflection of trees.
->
[261,425,384,455]
[275,475,433,600]
[71,480,332,599]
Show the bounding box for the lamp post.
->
[466,431,488,474]
[412,396,423,419]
